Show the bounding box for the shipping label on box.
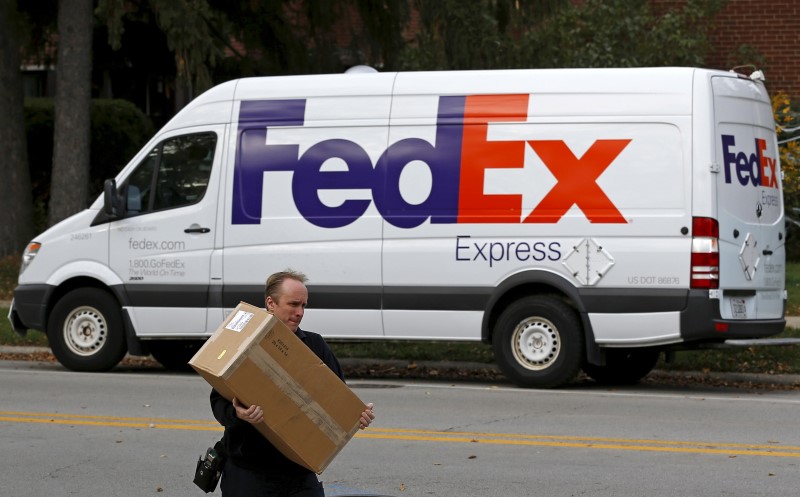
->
[189,302,365,473]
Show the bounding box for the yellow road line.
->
[0,410,219,426]
[2,411,797,458]
[0,413,222,432]
[355,433,800,458]
[364,427,799,452]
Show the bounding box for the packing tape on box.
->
[247,345,350,446]
[216,316,271,378]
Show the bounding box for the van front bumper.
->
[7,301,28,337]
[10,284,53,334]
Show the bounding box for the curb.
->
[0,346,51,355]
[3,346,800,387]
[343,358,800,387]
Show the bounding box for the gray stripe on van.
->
[221,285,382,309]
[577,288,688,313]
[122,284,210,307]
[121,284,689,314]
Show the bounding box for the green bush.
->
[0,254,21,301]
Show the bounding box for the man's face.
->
[266,278,308,332]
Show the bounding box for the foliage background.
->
[5,0,800,256]
[774,92,800,260]
[24,99,154,233]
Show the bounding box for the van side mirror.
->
[127,185,142,213]
[103,179,126,218]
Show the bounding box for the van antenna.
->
[729,64,765,81]
[729,64,756,74]
[345,65,378,74]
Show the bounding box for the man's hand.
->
[359,403,375,430]
[233,397,263,425]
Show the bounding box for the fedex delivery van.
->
[9,67,786,388]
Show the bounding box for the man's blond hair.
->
[265,269,308,303]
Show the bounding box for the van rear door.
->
[713,75,785,321]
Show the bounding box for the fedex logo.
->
[721,135,779,189]
[232,95,631,228]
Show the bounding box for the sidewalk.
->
[2,345,799,389]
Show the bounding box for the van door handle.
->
[185,226,211,234]
[762,249,773,256]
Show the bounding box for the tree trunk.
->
[0,0,35,256]
[48,0,93,227]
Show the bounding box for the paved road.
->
[3,359,800,497]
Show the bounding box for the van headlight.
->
[20,242,41,275]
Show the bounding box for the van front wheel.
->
[47,288,127,372]
[492,296,583,388]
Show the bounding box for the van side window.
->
[123,132,217,215]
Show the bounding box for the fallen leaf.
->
[769,473,775,476]
[156,487,163,492]
[468,455,477,459]
[399,483,406,491]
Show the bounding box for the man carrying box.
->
[210,270,375,497]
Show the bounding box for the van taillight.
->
[691,217,719,289]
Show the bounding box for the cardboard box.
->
[189,302,366,473]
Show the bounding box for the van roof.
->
[165,67,753,130]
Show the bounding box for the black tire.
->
[47,288,127,372]
[582,348,660,385]
[148,340,203,371]
[492,295,584,388]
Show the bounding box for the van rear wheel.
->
[47,288,127,372]
[492,296,583,388]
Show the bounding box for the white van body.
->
[10,67,786,387]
